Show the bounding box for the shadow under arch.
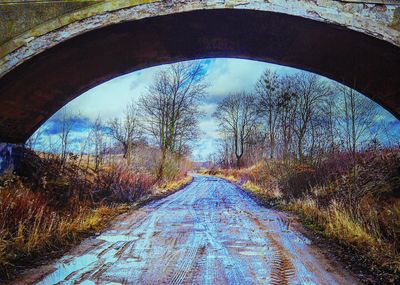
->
[0,9,399,143]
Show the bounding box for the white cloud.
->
[205,58,265,97]
[203,58,295,101]
[66,65,165,121]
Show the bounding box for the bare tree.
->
[217,130,235,167]
[320,94,339,155]
[275,76,297,161]
[214,92,258,168]
[77,132,90,168]
[90,117,106,173]
[139,61,207,179]
[58,109,79,169]
[256,69,280,159]
[108,102,142,166]
[211,68,398,170]
[292,73,332,162]
[336,84,378,157]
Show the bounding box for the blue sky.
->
[35,58,399,161]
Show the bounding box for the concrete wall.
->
[0,143,15,174]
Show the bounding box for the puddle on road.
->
[126,256,141,262]
[38,239,122,284]
[97,234,139,242]
[239,251,265,256]
[37,254,98,285]
[80,281,96,285]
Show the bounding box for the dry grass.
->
[210,149,400,278]
[214,163,282,201]
[216,174,238,184]
[0,183,129,278]
[97,163,156,202]
[156,175,193,195]
[288,198,378,248]
[287,196,400,277]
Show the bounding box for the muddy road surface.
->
[16,175,357,285]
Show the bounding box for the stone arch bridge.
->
[0,0,399,170]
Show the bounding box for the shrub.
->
[97,164,155,203]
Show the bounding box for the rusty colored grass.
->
[210,148,400,277]
[0,183,128,279]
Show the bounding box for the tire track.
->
[26,176,357,285]
[268,234,296,285]
[190,183,248,285]
[168,236,202,285]
[237,199,297,285]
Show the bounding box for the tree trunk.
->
[298,139,304,162]
[157,149,167,181]
[236,155,241,169]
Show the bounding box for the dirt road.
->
[17,175,357,284]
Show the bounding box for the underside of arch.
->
[0,9,399,143]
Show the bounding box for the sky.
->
[34,58,399,161]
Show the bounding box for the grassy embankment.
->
[203,149,400,283]
[0,149,192,280]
